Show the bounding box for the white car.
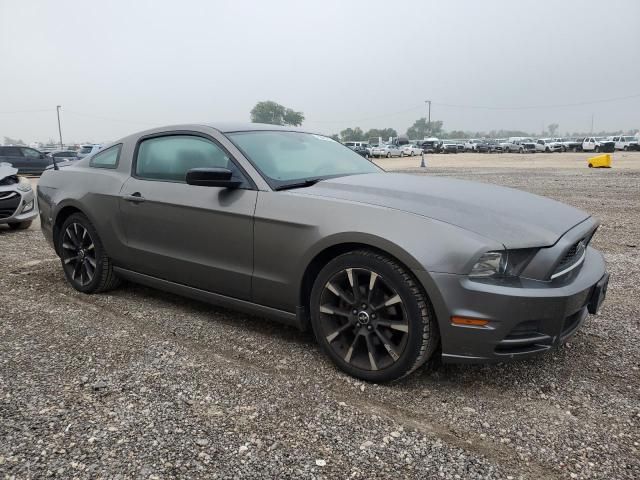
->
[610,135,638,151]
[464,139,482,152]
[535,138,563,153]
[581,137,615,153]
[401,144,422,156]
[77,144,103,159]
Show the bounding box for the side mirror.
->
[185,168,241,188]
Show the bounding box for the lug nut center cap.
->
[357,311,370,325]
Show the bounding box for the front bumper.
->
[0,187,37,225]
[415,247,607,363]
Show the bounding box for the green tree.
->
[364,128,398,142]
[547,123,559,137]
[406,118,443,139]
[339,127,365,141]
[329,134,341,142]
[3,136,25,145]
[250,101,304,126]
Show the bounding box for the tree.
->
[406,118,443,139]
[250,101,304,126]
[547,123,559,137]
[3,136,25,145]
[329,134,340,142]
[339,127,365,141]
[364,128,398,141]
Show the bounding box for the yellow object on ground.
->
[588,154,612,168]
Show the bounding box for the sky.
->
[1,0,639,144]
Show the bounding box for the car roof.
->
[203,122,309,134]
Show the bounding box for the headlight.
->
[470,252,507,277]
[17,177,32,192]
[469,249,538,278]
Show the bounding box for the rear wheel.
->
[310,250,439,382]
[386,152,391,158]
[8,220,32,230]
[57,213,121,293]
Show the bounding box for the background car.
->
[581,137,615,153]
[516,138,537,153]
[486,140,503,153]
[610,135,639,151]
[0,145,52,175]
[464,139,481,152]
[0,162,37,229]
[401,144,422,156]
[440,141,458,154]
[47,150,80,162]
[352,145,369,158]
[535,139,563,153]
[371,144,402,158]
[76,144,103,159]
[420,138,440,153]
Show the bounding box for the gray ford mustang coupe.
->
[37,123,609,382]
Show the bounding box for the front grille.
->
[551,233,593,278]
[0,192,20,219]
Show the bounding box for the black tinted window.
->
[21,148,41,158]
[0,146,22,156]
[90,144,121,169]
[136,135,233,182]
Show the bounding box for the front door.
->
[119,133,256,301]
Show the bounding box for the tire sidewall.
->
[57,213,106,293]
[309,251,432,382]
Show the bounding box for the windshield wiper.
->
[274,178,323,191]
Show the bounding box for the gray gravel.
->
[1,165,638,479]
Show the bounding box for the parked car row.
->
[0,144,103,175]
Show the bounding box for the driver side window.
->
[20,148,41,159]
[135,135,244,183]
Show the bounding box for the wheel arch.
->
[52,202,91,255]
[296,236,429,330]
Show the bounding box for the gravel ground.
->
[1,159,639,479]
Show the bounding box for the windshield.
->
[79,146,93,154]
[227,131,381,188]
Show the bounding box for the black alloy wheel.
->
[57,213,121,293]
[310,250,438,382]
[61,222,97,287]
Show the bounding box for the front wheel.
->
[595,146,600,153]
[310,250,439,382]
[400,152,404,157]
[386,153,391,158]
[57,213,121,293]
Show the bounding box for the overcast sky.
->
[1,0,639,143]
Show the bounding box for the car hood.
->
[296,173,590,248]
[0,162,18,181]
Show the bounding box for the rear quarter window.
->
[90,144,121,169]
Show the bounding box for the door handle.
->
[122,192,145,203]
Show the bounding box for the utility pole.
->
[425,100,431,136]
[56,105,63,148]
[590,114,594,134]
[421,100,431,168]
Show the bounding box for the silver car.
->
[37,123,609,382]
[0,162,38,230]
[371,144,402,158]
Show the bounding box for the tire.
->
[56,213,121,294]
[400,152,404,157]
[8,220,32,230]
[588,163,593,168]
[309,250,439,383]
[386,153,391,158]
[545,147,550,153]
[623,146,628,151]
[595,146,600,153]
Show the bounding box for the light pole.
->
[56,105,63,148]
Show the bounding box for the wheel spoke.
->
[320,305,350,317]
[85,255,96,268]
[374,330,400,361]
[326,282,354,305]
[66,227,80,247]
[376,320,409,333]
[344,335,359,363]
[84,260,95,279]
[365,335,378,371]
[64,256,79,265]
[325,322,352,343]
[86,243,95,251]
[72,260,82,281]
[346,268,360,302]
[367,271,378,303]
[62,241,76,250]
